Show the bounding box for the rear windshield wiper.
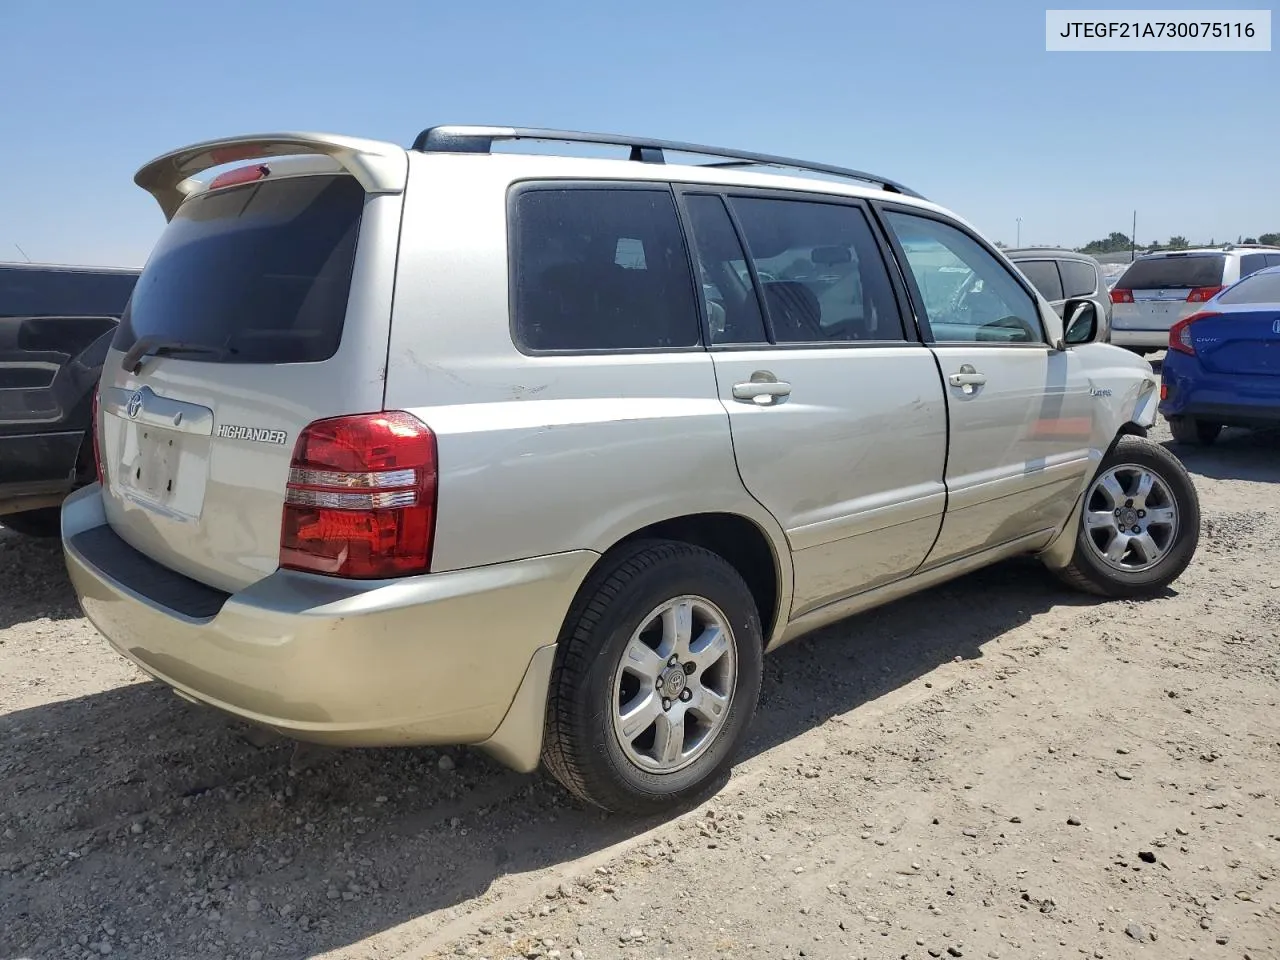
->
[121,337,232,374]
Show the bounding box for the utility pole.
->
[1131,210,1137,262]
[1016,217,1022,247]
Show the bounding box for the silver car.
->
[1004,248,1112,341]
[1111,245,1280,353]
[62,127,1201,813]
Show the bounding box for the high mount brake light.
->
[279,412,438,579]
[208,164,270,191]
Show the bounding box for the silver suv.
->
[63,127,1201,813]
[1111,244,1280,353]
[1004,248,1112,340]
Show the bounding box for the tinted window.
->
[1059,259,1098,298]
[512,188,699,351]
[1015,260,1064,301]
[1267,254,1280,268]
[0,267,137,318]
[1115,255,1225,290]
[114,174,364,364]
[1240,253,1269,279]
[885,213,1042,344]
[1217,270,1280,305]
[684,194,767,345]
[730,197,904,343]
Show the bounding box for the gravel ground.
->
[2,417,1278,960]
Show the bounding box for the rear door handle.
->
[732,378,792,406]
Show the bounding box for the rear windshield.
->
[1115,254,1225,290]
[113,174,365,364]
[0,267,137,318]
[1217,270,1280,305]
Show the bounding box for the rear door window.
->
[683,194,768,345]
[511,187,700,351]
[728,196,905,343]
[1115,255,1226,290]
[1240,253,1269,279]
[1059,259,1098,298]
[0,267,137,318]
[113,174,365,364]
[1014,260,1064,301]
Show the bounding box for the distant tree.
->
[993,240,1007,249]
[1243,237,1258,245]
[1168,235,1189,250]
[1258,232,1280,245]
[1079,231,1135,255]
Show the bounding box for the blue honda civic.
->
[1161,264,1280,445]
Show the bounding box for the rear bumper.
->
[1108,328,1169,349]
[62,484,596,765]
[1160,357,1280,427]
[0,431,81,514]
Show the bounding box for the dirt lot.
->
[2,417,1278,960]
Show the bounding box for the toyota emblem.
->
[126,390,143,419]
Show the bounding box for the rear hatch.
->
[1184,273,1280,375]
[97,137,407,593]
[1111,253,1226,331]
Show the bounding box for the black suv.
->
[1,262,139,535]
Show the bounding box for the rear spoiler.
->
[134,133,409,221]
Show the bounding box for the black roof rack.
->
[411,125,925,200]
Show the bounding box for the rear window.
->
[0,267,137,318]
[511,187,700,351]
[1059,259,1098,298]
[1014,260,1063,301]
[1115,254,1225,290]
[1217,270,1280,305]
[113,174,365,364]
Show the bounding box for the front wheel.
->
[1168,416,1221,446]
[1055,436,1200,598]
[542,540,763,814]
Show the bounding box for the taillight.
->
[1110,288,1134,304]
[209,163,270,191]
[1169,312,1217,356]
[279,412,438,579]
[1186,285,1223,303]
[91,388,104,485]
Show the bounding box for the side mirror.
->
[1063,299,1099,345]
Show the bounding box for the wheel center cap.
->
[661,666,687,698]
[1120,507,1139,527]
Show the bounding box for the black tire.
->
[1055,435,1199,598]
[1,507,62,538]
[542,539,764,814]
[1168,416,1221,446]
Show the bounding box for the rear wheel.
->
[1055,436,1199,597]
[1168,416,1221,446]
[542,540,763,814]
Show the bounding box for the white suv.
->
[1110,244,1280,353]
[62,127,1200,812]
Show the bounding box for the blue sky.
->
[1,0,1275,267]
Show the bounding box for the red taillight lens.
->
[1110,288,1134,304]
[279,412,438,579]
[91,388,104,485]
[209,163,270,191]
[1186,285,1223,303]
[1168,312,1217,356]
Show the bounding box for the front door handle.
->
[948,364,987,393]
[732,373,792,406]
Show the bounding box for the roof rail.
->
[411,125,925,200]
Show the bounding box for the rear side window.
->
[1015,260,1064,301]
[684,194,767,345]
[113,174,365,364]
[1217,270,1280,305]
[1240,253,1269,279]
[0,267,137,318]
[1059,259,1098,298]
[1115,255,1225,290]
[1267,254,1280,268]
[729,197,904,343]
[512,188,700,351]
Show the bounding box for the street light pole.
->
[1016,217,1022,247]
